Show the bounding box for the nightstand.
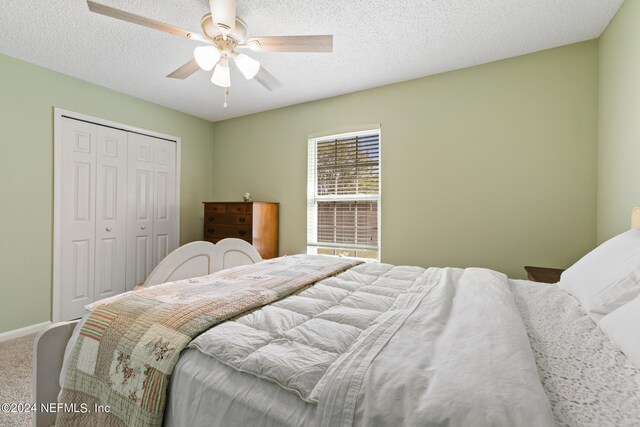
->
[523,266,564,284]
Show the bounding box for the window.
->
[307,129,381,260]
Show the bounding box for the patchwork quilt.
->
[56,255,361,427]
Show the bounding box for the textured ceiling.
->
[0,0,623,122]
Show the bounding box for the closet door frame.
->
[52,108,181,322]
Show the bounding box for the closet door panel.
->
[60,118,97,320]
[95,127,128,299]
[126,133,154,291]
[153,140,178,264]
[57,114,180,319]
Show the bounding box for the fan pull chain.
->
[223,88,229,108]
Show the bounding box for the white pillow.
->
[559,229,640,322]
[599,294,640,368]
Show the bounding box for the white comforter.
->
[185,263,555,426]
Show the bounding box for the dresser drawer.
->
[204,224,252,239]
[226,203,253,214]
[204,203,226,214]
[205,213,252,225]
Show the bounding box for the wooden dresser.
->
[203,202,279,259]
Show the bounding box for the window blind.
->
[307,131,380,260]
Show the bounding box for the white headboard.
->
[632,207,640,229]
[142,238,263,288]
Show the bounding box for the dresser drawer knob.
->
[239,217,246,223]
[208,216,214,221]
[239,230,246,236]
[208,228,214,234]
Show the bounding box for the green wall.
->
[598,0,640,242]
[0,54,215,334]
[211,41,599,278]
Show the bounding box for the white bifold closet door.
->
[126,133,177,291]
[59,117,177,320]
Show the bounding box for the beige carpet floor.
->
[0,334,34,427]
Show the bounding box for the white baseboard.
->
[0,321,52,342]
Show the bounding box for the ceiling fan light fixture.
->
[209,0,236,38]
[194,45,221,71]
[233,53,260,80]
[85,0,333,97]
[211,57,231,87]
[217,24,231,38]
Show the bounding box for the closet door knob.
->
[141,226,146,230]
[106,227,112,232]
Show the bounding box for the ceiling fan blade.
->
[247,35,333,52]
[87,1,207,42]
[167,59,201,79]
[209,0,236,35]
[254,66,281,91]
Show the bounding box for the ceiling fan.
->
[86,0,333,107]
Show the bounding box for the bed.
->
[34,221,640,426]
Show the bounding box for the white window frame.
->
[307,127,382,261]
